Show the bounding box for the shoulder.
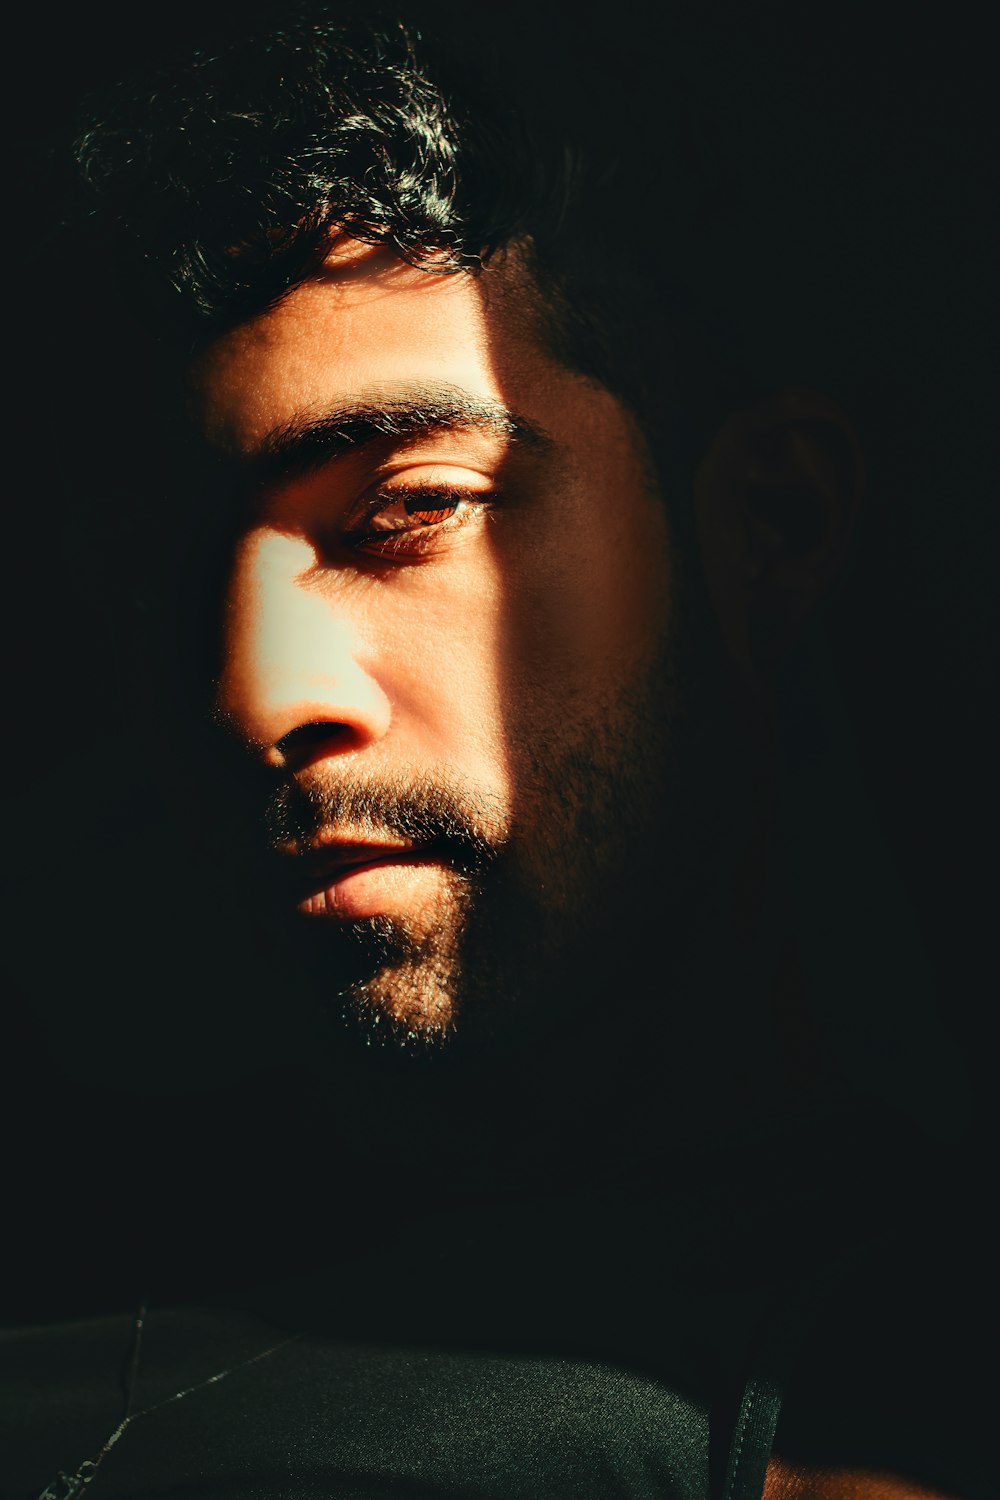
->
[765,1456,959,1499]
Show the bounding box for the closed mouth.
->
[288,837,434,901]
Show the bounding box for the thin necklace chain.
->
[38,1303,299,1499]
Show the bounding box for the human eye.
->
[347,476,500,559]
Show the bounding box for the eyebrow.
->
[250,385,553,484]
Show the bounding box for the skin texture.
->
[764,1459,955,1499]
[193,237,677,1049]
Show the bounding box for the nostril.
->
[273,720,362,770]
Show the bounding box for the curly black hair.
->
[71,8,530,318]
[58,1,747,471]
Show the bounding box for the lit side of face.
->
[192,240,675,1048]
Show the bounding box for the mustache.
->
[264,772,506,870]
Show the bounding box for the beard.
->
[249,635,694,1072]
[264,770,509,1053]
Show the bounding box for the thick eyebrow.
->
[250,386,552,485]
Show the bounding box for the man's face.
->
[192,240,678,1056]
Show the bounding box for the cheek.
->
[501,483,674,732]
[370,550,514,783]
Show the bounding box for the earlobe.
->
[693,388,864,678]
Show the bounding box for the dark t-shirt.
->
[7,1311,710,1499]
[4,1137,994,1500]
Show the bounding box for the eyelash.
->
[349,485,500,557]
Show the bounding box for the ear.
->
[693,388,864,681]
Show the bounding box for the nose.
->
[216,527,392,769]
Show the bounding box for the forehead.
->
[192,242,549,452]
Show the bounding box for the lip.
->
[291,840,441,920]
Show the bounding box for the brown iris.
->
[404,495,460,526]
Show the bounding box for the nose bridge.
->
[218,527,391,763]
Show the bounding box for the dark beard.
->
[261,771,514,1056]
[284,846,576,1068]
[264,774,502,870]
[249,615,711,1070]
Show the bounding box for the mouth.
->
[290,838,447,922]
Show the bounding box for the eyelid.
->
[367,457,497,491]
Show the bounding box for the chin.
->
[339,961,462,1053]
